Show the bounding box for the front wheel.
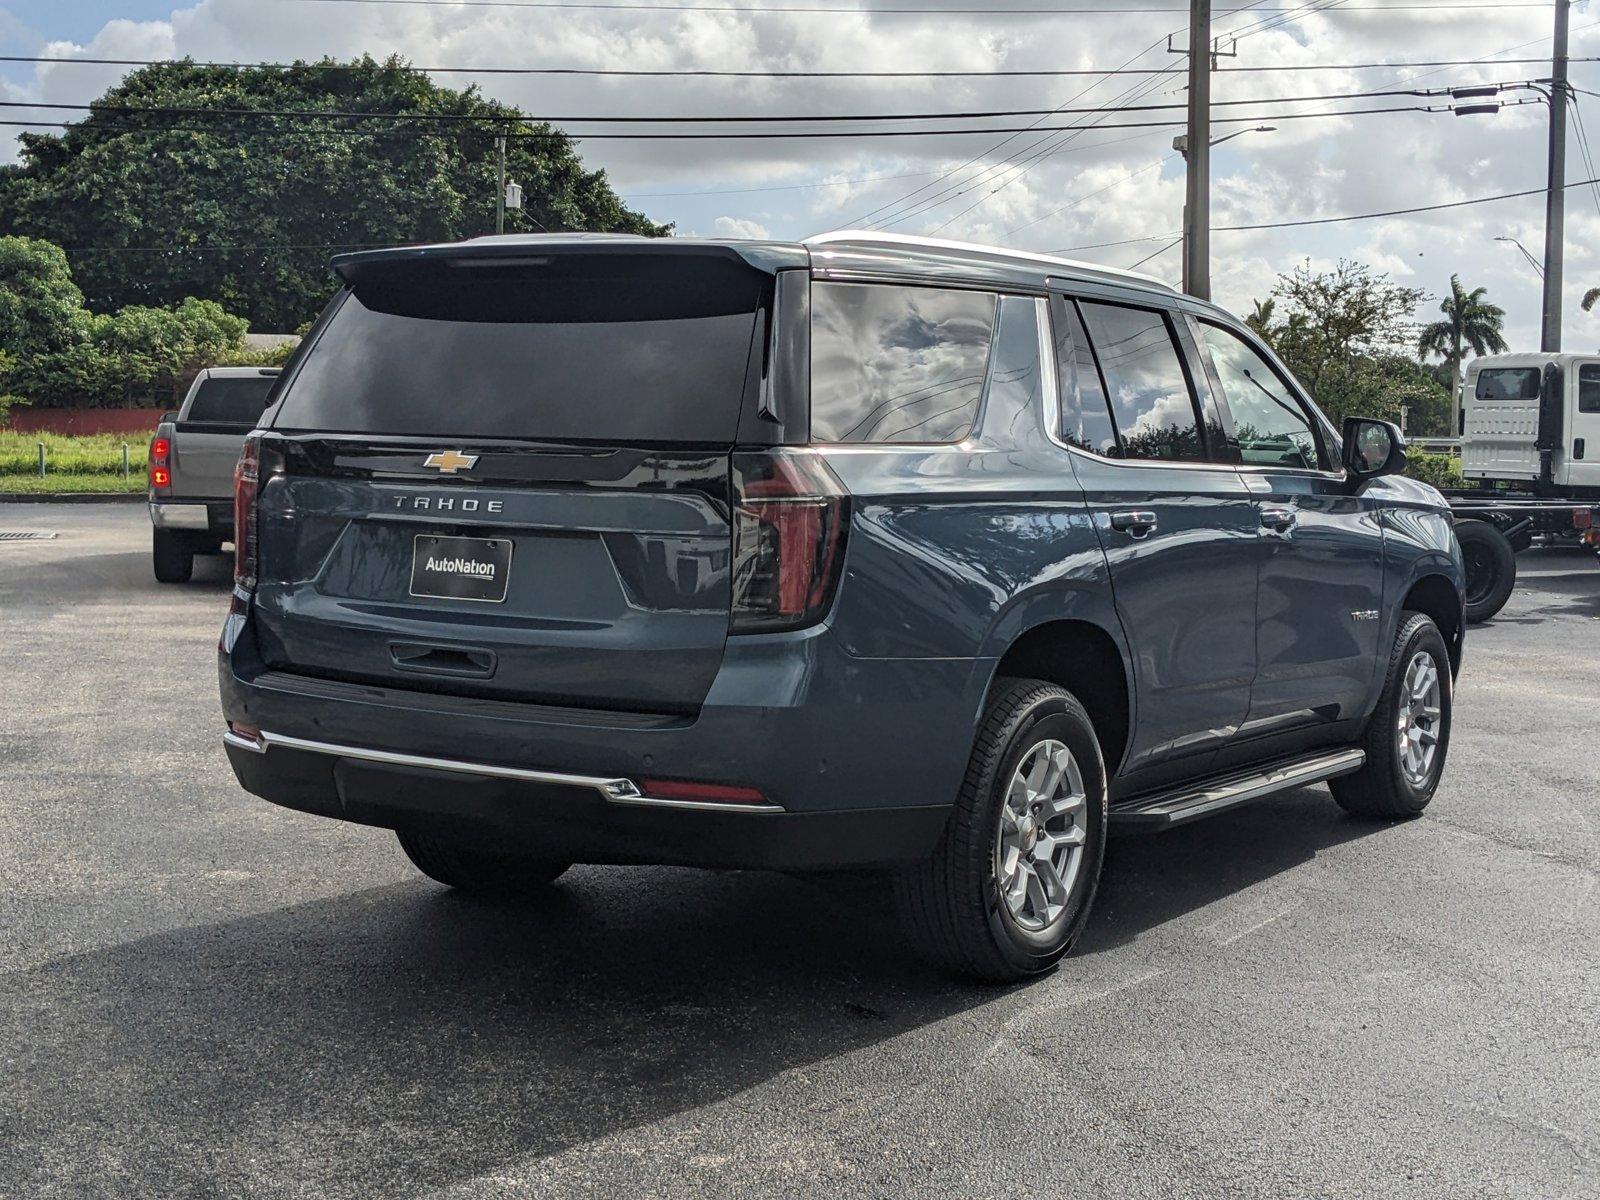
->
[896,677,1108,983]
[1330,611,1452,820]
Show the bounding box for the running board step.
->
[1109,749,1366,830]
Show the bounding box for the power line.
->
[0,85,1479,125]
[1127,238,1183,270]
[624,170,935,196]
[2,54,1592,78]
[276,0,1552,11]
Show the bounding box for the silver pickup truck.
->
[148,367,280,582]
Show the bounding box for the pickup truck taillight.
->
[730,450,849,633]
[232,435,261,600]
[149,435,171,493]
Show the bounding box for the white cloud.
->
[711,216,771,239]
[5,0,1600,347]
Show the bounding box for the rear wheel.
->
[1330,611,1452,820]
[1455,519,1515,623]
[396,829,570,894]
[151,527,194,584]
[896,677,1108,983]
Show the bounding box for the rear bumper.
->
[222,731,950,870]
[218,623,992,870]
[150,499,233,536]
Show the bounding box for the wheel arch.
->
[985,618,1133,779]
[1401,571,1465,676]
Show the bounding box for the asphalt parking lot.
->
[1,502,1596,1199]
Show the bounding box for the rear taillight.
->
[232,435,261,596]
[730,449,848,633]
[149,435,171,493]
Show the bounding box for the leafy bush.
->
[1404,451,1462,490]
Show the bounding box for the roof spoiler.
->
[331,236,808,287]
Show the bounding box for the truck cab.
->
[1461,353,1600,495]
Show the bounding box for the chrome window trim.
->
[221,729,786,813]
[1033,297,1252,475]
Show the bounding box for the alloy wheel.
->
[1396,650,1443,787]
[995,738,1088,932]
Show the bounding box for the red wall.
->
[4,408,169,436]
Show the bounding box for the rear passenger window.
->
[1076,301,1205,462]
[1580,364,1600,413]
[1050,297,1119,455]
[810,282,996,443]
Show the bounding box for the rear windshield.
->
[185,375,277,426]
[272,258,764,443]
[1475,368,1541,401]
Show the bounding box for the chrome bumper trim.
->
[149,502,212,531]
[222,729,785,812]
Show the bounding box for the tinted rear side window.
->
[810,282,996,443]
[1050,297,1118,455]
[185,376,277,426]
[273,259,764,444]
[1077,301,1204,462]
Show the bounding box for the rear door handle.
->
[1260,506,1297,533]
[1109,510,1159,538]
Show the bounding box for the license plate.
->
[409,534,512,604]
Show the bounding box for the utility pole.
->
[496,134,507,236]
[1182,0,1212,300]
[1541,0,1570,352]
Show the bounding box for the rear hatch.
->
[250,242,785,715]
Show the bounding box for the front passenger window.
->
[1199,323,1322,470]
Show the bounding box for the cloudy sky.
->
[3,0,1600,349]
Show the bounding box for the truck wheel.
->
[151,527,194,583]
[1455,519,1515,623]
[1330,612,1452,820]
[896,677,1108,984]
[395,829,570,894]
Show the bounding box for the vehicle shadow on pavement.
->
[1078,787,1389,956]
[0,866,973,1198]
[1,788,1388,1197]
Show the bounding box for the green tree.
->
[1267,260,1425,403]
[0,236,87,360]
[1416,274,1508,388]
[0,57,668,330]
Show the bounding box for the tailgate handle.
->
[388,642,497,679]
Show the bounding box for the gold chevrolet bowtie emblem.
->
[423,450,479,473]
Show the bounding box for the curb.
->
[0,492,146,504]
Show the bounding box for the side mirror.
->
[1341,417,1407,485]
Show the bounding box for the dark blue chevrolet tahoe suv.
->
[219,231,1465,982]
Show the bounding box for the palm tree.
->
[1417,275,1509,385]
[1582,287,1600,312]
[1245,298,1276,339]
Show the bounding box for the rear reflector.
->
[640,778,772,806]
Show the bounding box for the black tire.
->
[896,677,1108,984]
[395,829,570,894]
[1330,611,1452,820]
[1455,519,1515,623]
[151,527,194,584]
